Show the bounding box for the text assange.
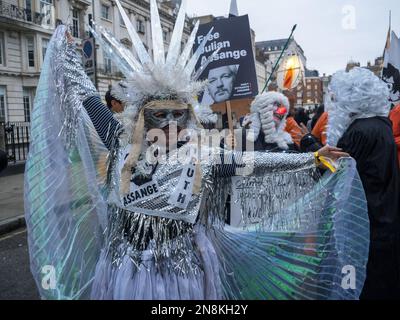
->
[197,32,248,65]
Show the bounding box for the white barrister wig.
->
[326,67,391,146]
[250,92,293,150]
[242,112,262,142]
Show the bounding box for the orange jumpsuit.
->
[311,112,328,145]
[389,104,400,167]
[285,116,302,147]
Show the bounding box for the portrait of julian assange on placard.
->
[202,64,239,105]
[194,15,259,106]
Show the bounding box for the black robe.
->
[337,116,400,299]
[243,128,299,153]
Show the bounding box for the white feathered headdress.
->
[249,91,293,150]
[90,0,218,137]
[89,0,219,193]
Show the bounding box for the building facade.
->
[298,69,323,109]
[256,38,307,90]
[346,57,384,77]
[255,37,325,109]
[0,0,190,125]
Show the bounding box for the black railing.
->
[1,122,30,163]
[97,64,125,78]
[0,0,53,26]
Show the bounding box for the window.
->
[25,0,32,22]
[0,32,4,66]
[40,0,52,9]
[0,86,6,122]
[40,0,53,26]
[42,38,49,62]
[137,20,145,34]
[101,4,110,20]
[27,36,35,67]
[72,9,80,38]
[23,88,32,123]
[104,54,112,73]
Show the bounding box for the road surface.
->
[0,228,40,300]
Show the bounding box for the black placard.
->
[194,15,259,105]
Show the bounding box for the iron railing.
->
[0,0,54,27]
[97,63,125,78]
[0,122,30,163]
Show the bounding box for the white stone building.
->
[0,0,189,124]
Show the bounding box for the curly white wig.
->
[327,67,391,146]
[250,92,293,150]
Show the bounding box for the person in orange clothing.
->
[390,104,400,167]
[282,90,302,146]
[298,110,328,152]
[311,111,328,145]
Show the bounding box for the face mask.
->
[273,105,288,121]
[272,104,288,128]
[144,109,189,129]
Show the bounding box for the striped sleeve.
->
[83,95,120,150]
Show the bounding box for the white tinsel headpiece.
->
[89,0,221,194]
[89,0,219,136]
[326,67,391,146]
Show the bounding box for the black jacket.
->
[337,117,400,299]
[243,129,299,153]
[337,117,400,237]
[300,133,323,153]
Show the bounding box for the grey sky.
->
[187,0,399,75]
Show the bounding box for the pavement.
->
[0,228,40,300]
[0,164,26,235]
[0,164,39,299]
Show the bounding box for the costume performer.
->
[25,0,370,300]
[242,91,298,152]
[325,68,400,299]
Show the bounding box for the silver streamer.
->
[101,140,318,276]
[53,26,98,148]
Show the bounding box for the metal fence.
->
[0,122,30,163]
[97,63,125,78]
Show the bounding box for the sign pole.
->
[226,100,235,148]
[89,0,98,90]
[262,24,297,93]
